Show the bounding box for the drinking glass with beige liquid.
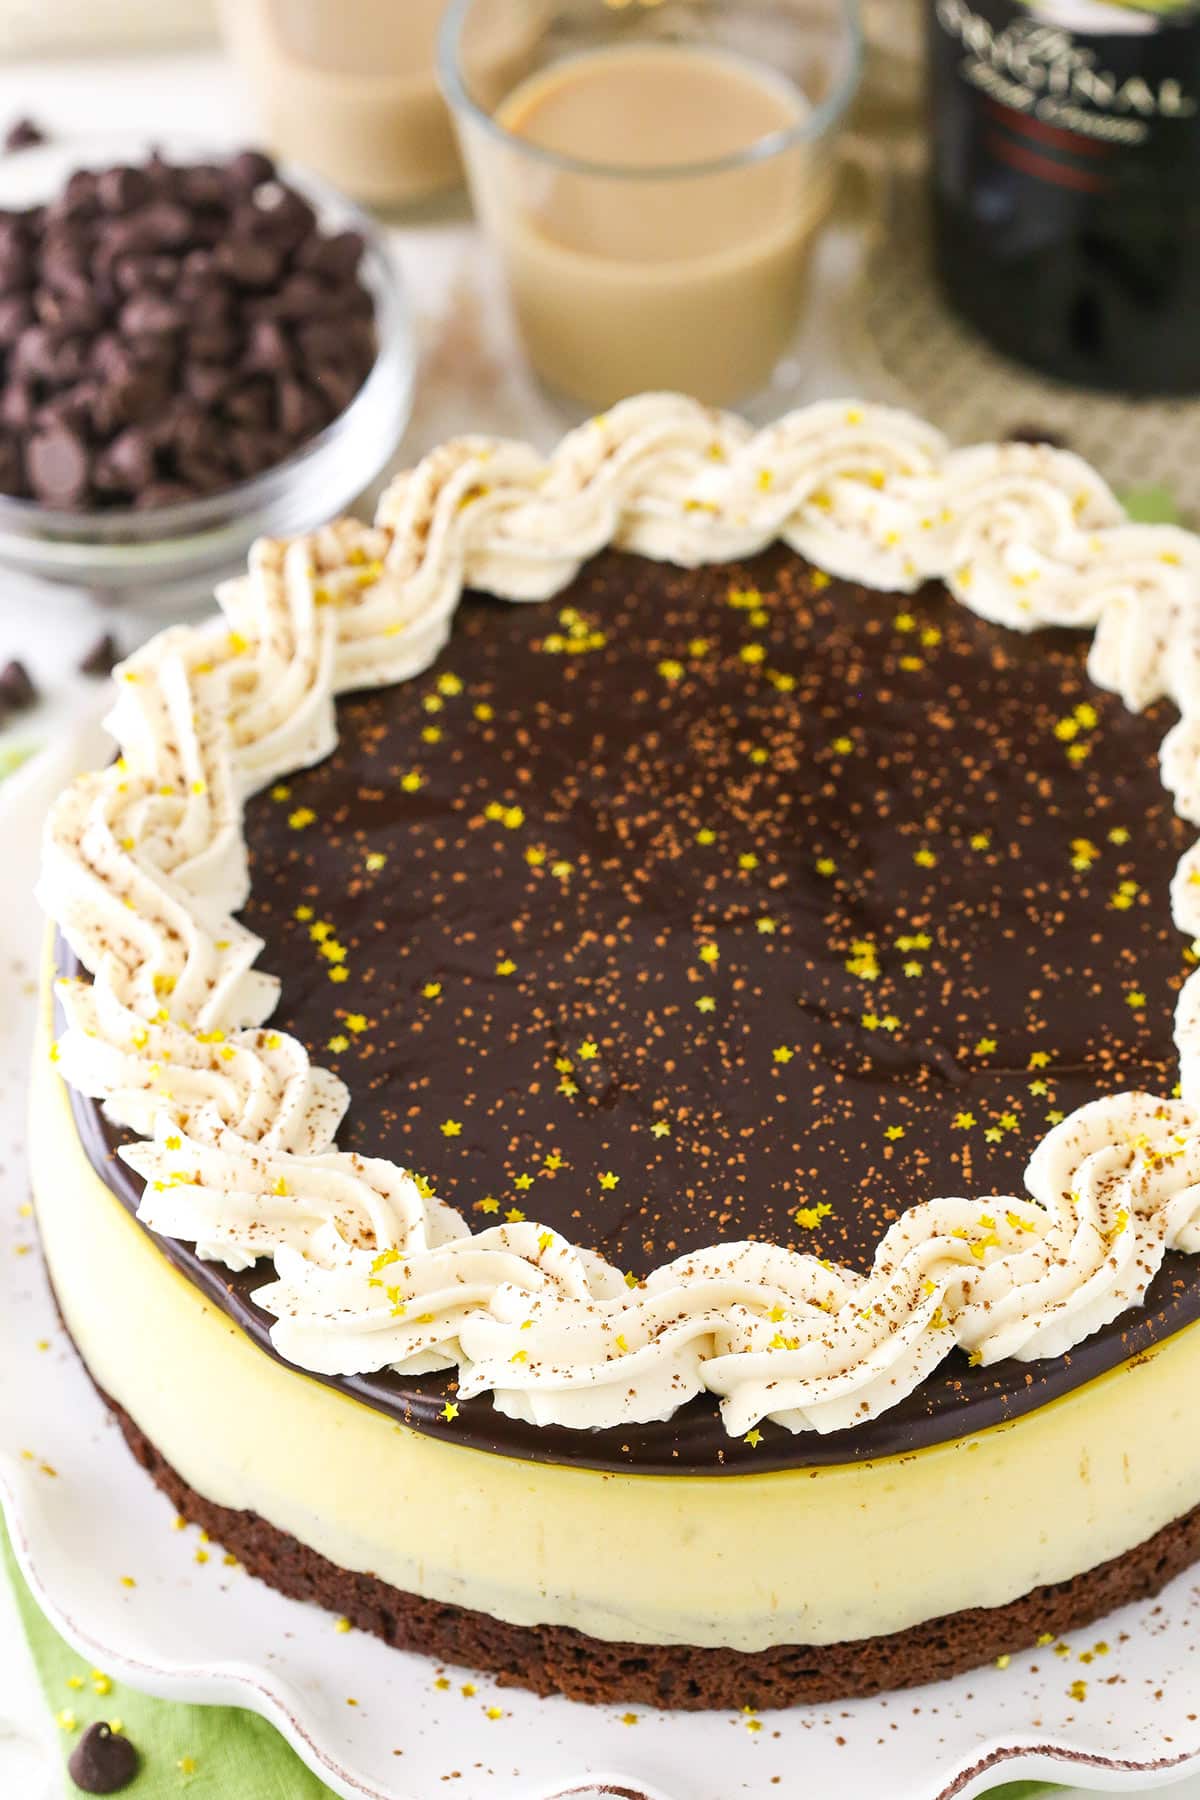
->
[441,0,861,411]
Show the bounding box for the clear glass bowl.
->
[0,134,415,609]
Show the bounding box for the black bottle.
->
[929,0,1200,394]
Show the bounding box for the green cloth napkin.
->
[3,1516,1055,1800]
[2,1519,336,1797]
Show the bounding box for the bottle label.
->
[933,0,1200,189]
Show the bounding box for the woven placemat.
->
[848,168,1200,520]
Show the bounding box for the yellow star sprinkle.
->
[1029,1050,1050,1069]
[695,995,716,1013]
[695,828,716,846]
[1108,826,1130,845]
[1125,990,1146,1008]
[578,1040,599,1059]
[657,659,684,683]
[329,967,349,983]
[400,771,423,792]
[952,1111,976,1130]
[794,1202,833,1229]
[513,1173,535,1190]
[440,1119,463,1137]
[772,1046,794,1064]
[698,943,720,965]
[345,1014,368,1033]
[650,1120,671,1138]
[913,847,937,868]
[436,672,462,696]
[476,1197,500,1215]
[1046,1109,1065,1124]
[738,852,759,870]
[970,831,991,850]
[288,807,315,830]
[884,1125,905,1141]
[495,958,517,976]
[739,643,765,665]
[422,981,442,998]
[832,736,853,754]
[756,917,777,934]
[815,856,837,877]
[505,1207,526,1224]
[327,1034,350,1053]
[475,702,494,721]
[365,851,387,872]
[599,1171,620,1190]
[974,1037,997,1055]
[744,1429,763,1448]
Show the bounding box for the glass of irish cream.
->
[440,0,862,412]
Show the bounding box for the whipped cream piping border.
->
[36,393,1200,1441]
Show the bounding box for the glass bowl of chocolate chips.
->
[0,133,414,607]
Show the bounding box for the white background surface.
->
[1,42,1199,1800]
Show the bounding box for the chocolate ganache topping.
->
[66,541,1200,1471]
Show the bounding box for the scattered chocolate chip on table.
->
[67,1721,139,1794]
[79,631,120,677]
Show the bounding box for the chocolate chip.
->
[0,658,36,709]
[228,148,277,191]
[183,361,231,408]
[215,237,283,290]
[134,479,196,508]
[67,1721,138,1794]
[118,292,183,337]
[276,376,325,439]
[0,381,34,432]
[0,291,32,341]
[94,425,156,495]
[251,185,316,247]
[80,630,119,676]
[223,378,273,428]
[0,434,24,494]
[97,165,151,214]
[1006,423,1069,449]
[296,229,365,282]
[27,422,89,504]
[312,365,359,414]
[4,118,46,154]
[242,318,291,374]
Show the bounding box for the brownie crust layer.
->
[100,1376,1200,1710]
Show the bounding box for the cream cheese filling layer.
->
[32,979,1200,1654]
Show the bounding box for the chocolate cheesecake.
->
[32,396,1200,1707]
